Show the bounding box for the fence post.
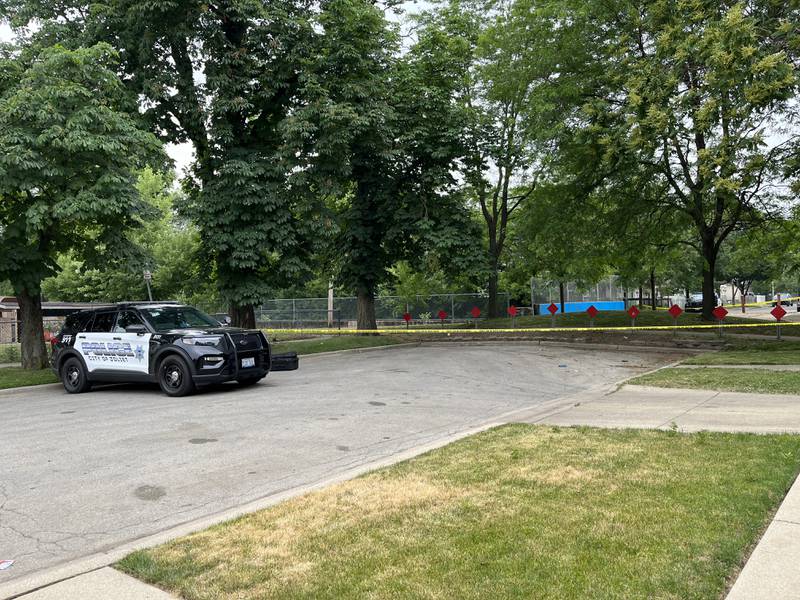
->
[451,294,455,324]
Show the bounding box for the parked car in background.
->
[684,292,721,312]
[772,293,796,307]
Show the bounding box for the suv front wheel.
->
[61,357,91,394]
[158,355,196,397]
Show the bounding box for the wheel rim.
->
[66,366,80,387]
[163,364,183,389]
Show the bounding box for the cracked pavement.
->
[0,343,677,587]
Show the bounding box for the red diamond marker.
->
[586,305,599,319]
[507,305,518,317]
[627,305,640,319]
[668,304,683,319]
[437,310,448,321]
[403,312,412,323]
[547,303,559,315]
[771,305,787,321]
[712,306,728,321]
[470,306,481,319]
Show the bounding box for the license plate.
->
[241,357,255,369]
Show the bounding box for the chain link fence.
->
[530,276,672,312]
[251,293,511,328]
[1,319,64,364]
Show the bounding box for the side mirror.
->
[222,316,232,326]
[126,324,148,335]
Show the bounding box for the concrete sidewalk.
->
[14,568,174,599]
[524,384,800,433]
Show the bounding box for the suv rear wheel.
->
[158,355,195,397]
[61,357,91,394]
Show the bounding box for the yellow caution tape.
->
[266,321,800,336]
[652,296,800,310]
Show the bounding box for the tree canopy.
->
[0,43,162,367]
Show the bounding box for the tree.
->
[415,0,562,318]
[285,0,481,329]
[41,168,212,304]
[0,44,162,368]
[718,229,783,311]
[559,0,799,319]
[2,0,322,328]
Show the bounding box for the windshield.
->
[139,306,221,332]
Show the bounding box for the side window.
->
[115,311,145,333]
[88,312,117,333]
[63,314,82,332]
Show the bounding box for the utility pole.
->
[530,277,535,315]
[143,270,153,302]
[327,282,334,327]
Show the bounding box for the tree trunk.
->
[357,286,377,331]
[638,285,643,307]
[559,282,566,315]
[230,303,256,329]
[649,269,657,310]
[487,252,500,319]
[18,287,48,370]
[701,241,718,321]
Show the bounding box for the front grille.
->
[229,332,262,352]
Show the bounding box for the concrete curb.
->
[0,382,61,397]
[726,474,800,599]
[421,339,707,355]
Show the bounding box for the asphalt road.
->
[0,343,675,589]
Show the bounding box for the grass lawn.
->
[118,425,800,600]
[685,340,800,365]
[271,335,403,355]
[630,367,800,394]
[0,367,58,390]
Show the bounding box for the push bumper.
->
[271,352,299,371]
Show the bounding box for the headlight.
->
[182,336,223,347]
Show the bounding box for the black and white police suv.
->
[50,302,298,396]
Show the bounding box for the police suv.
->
[51,302,298,396]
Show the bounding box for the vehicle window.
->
[88,312,117,333]
[139,306,221,332]
[64,314,91,332]
[115,311,146,333]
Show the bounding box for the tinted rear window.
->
[63,313,92,332]
[88,312,118,333]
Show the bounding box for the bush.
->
[0,344,22,364]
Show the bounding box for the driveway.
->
[0,343,677,593]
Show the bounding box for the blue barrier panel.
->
[539,301,625,314]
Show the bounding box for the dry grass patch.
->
[119,425,800,600]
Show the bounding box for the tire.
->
[61,357,91,394]
[237,376,264,388]
[157,355,195,397]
